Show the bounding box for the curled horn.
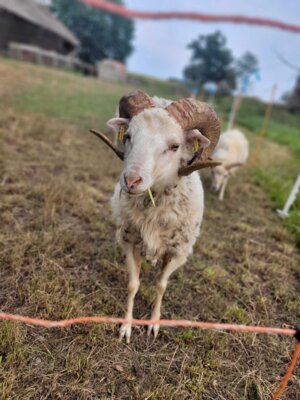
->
[165,99,221,175]
[90,91,154,160]
[179,158,221,177]
[119,90,155,118]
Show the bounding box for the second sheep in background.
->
[211,129,249,201]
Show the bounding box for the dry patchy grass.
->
[0,61,299,400]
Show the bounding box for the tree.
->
[183,31,236,93]
[236,51,259,77]
[285,75,300,114]
[51,0,134,64]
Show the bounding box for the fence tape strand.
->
[0,312,299,400]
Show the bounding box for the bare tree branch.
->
[274,50,300,72]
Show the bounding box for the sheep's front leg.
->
[219,176,229,201]
[148,253,186,338]
[120,246,141,343]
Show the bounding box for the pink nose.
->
[124,173,143,190]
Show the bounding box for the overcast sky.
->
[125,0,300,100]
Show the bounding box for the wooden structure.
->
[9,42,97,75]
[0,0,79,55]
[97,59,127,82]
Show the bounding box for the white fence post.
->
[277,174,300,218]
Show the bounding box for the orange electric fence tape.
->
[0,312,299,400]
[80,0,300,34]
[272,342,300,400]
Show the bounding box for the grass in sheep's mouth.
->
[0,58,299,400]
[123,190,146,197]
[123,188,156,207]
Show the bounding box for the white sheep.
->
[91,91,220,343]
[211,129,249,201]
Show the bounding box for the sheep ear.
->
[106,118,129,134]
[184,129,211,149]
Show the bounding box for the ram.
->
[91,91,220,343]
[211,129,249,201]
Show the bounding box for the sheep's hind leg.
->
[120,246,141,343]
[148,253,186,339]
[219,176,229,201]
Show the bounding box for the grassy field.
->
[216,96,300,156]
[0,59,299,399]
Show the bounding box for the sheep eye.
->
[170,144,180,152]
[123,134,131,144]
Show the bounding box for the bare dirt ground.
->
[0,62,299,400]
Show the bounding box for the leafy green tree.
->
[236,51,259,77]
[51,0,134,64]
[183,31,236,92]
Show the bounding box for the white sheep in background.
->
[91,91,220,343]
[211,129,249,201]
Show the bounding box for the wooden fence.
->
[8,42,97,76]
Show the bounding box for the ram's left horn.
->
[178,158,221,176]
[166,98,221,176]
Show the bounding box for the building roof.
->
[0,0,79,47]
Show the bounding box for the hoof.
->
[119,323,132,344]
[147,323,160,339]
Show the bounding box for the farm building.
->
[0,0,79,55]
[97,59,127,82]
